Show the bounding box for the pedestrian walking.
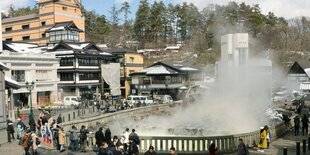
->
[301,114,309,135]
[16,118,26,139]
[265,125,271,149]
[294,115,301,136]
[258,127,267,149]
[7,119,15,142]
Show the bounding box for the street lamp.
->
[25,81,36,131]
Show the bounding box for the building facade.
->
[0,50,59,107]
[130,62,202,100]
[104,48,144,98]
[2,0,84,45]
[288,61,310,91]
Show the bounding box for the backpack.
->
[36,137,41,145]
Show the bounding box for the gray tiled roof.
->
[2,14,38,23]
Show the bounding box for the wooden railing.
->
[62,104,288,154]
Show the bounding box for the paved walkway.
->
[248,128,310,155]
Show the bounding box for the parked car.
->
[154,95,173,104]
[127,95,154,106]
[63,96,81,106]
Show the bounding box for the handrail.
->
[61,104,288,153]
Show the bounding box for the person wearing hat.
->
[144,145,157,155]
[258,126,267,149]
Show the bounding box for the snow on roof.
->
[138,65,174,75]
[6,43,44,54]
[99,52,112,55]
[304,68,310,77]
[46,50,74,55]
[180,67,198,71]
[0,61,9,70]
[49,26,65,31]
[67,43,90,50]
[166,46,180,50]
[5,76,21,87]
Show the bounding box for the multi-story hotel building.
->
[2,0,84,45]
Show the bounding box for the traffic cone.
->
[22,113,27,121]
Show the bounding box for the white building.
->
[0,50,59,107]
[220,33,249,67]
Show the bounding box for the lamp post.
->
[25,81,36,131]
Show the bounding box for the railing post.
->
[303,139,307,153]
[283,147,287,155]
[296,141,300,155]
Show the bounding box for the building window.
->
[42,33,46,38]
[36,70,49,81]
[129,57,134,63]
[22,24,30,29]
[11,70,25,82]
[79,72,99,80]
[60,73,74,81]
[41,21,46,26]
[5,27,12,32]
[62,6,67,11]
[49,30,79,42]
[22,36,30,40]
[5,38,13,42]
[78,58,98,66]
[60,58,74,66]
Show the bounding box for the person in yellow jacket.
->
[258,126,267,149]
[58,127,66,152]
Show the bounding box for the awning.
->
[5,76,21,89]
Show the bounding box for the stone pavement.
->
[248,128,310,155]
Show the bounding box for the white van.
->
[154,95,173,104]
[63,96,81,106]
[127,95,153,106]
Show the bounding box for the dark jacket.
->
[129,132,140,145]
[7,120,14,133]
[57,116,62,124]
[302,116,309,127]
[80,128,89,141]
[98,148,114,155]
[144,151,157,155]
[95,130,105,146]
[128,142,139,155]
[238,143,248,155]
[105,129,112,144]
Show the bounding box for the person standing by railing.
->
[294,115,301,136]
[95,127,105,151]
[169,147,177,155]
[80,125,89,152]
[144,145,157,155]
[121,128,130,144]
[208,143,218,155]
[237,138,248,155]
[69,125,78,152]
[58,127,66,152]
[301,114,309,135]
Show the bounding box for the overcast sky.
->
[0,0,309,20]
